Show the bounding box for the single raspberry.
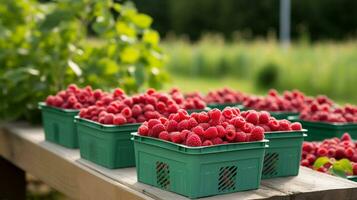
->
[121,107,132,118]
[268,119,280,131]
[212,137,223,145]
[327,148,336,157]
[192,126,205,136]
[345,147,354,158]
[335,147,345,159]
[216,125,227,138]
[144,104,155,112]
[222,108,233,119]
[259,124,271,132]
[225,130,236,142]
[241,123,254,133]
[290,122,302,130]
[159,117,168,124]
[158,131,170,141]
[353,163,357,175]
[246,111,259,125]
[137,115,146,123]
[104,113,114,124]
[138,125,149,136]
[131,105,142,117]
[209,109,221,121]
[302,142,313,152]
[317,147,328,156]
[180,130,191,141]
[177,119,190,131]
[113,114,127,125]
[197,112,210,123]
[259,111,270,124]
[166,120,178,132]
[235,132,247,142]
[170,132,183,144]
[151,124,166,138]
[250,127,264,141]
[301,159,310,167]
[204,127,218,139]
[113,88,125,97]
[198,123,210,130]
[186,134,202,147]
[127,117,137,123]
[156,102,166,112]
[341,133,352,141]
[167,104,179,113]
[279,120,291,131]
[188,118,198,129]
[306,154,316,164]
[231,116,245,128]
[202,140,213,146]
[148,119,161,129]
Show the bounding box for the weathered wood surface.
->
[1,123,357,200]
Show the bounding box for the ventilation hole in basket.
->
[262,152,279,176]
[218,166,237,192]
[156,161,170,190]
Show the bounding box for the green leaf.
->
[331,159,353,177]
[112,3,121,12]
[143,30,159,46]
[120,46,140,63]
[131,13,152,29]
[313,157,331,170]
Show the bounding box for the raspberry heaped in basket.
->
[45,84,110,109]
[138,107,302,147]
[79,88,181,125]
[204,87,246,104]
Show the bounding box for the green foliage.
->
[255,62,279,89]
[133,0,357,41]
[313,157,353,178]
[163,36,357,104]
[0,0,166,123]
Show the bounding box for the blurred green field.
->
[163,36,357,104]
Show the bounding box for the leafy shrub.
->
[0,0,166,123]
[255,62,279,89]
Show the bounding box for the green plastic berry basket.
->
[39,102,79,148]
[207,103,242,110]
[75,116,141,169]
[269,111,299,120]
[262,130,307,179]
[132,132,268,199]
[288,116,357,141]
[347,176,357,182]
[187,107,211,114]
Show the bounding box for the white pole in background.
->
[280,0,291,49]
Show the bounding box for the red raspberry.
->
[170,132,183,143]
[188,118,198,128]
[345,147,354,158]
[231,116,245,128]
[148,119,161,129]
[74,103,82,109]
[192,126,205,136]
[279,120,291,131]
[113,88,125,97]
[235,132,247,142]
[131,105,142,117]
[123,98,133,107]
[167,104,179,113]
[138,125,149,136]
[317,147,328,156]
[212,137,223,145]
[302,142,313,152]
[127,117,137,123]
[225,130,236,142]
[158,131,170,141]
[197,112,210,123]
[290,122,302,130]
[137,115,146,123]
[159,117,168,124]
[151,124,166,138]
[104,113,114,124]
[180,130,190,141]
[327,148,336,157]
[204,127,218,139]
[166,120,178,132]
[341,133,352,141]
[250,127,264,141]
[113,115,127,125]
[121,107,132,118]
[301,159,310,167]
[222,108,233,119]
[144,104,155,112]
[186,134,202,147]
[209,109,221,121]
[246,111,259,125]
[259,124,271,132]
[202,140,213,146]
[335,147,345,159]
[259,111,270,124]
[216,125,227,138]
[267,119,280,131]
[198,123,210,130]
[144,111,160,119]
[156,102,166,112]
[306,154,316,164]
[241,123,254,133]
[177,120,190,131]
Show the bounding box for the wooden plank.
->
[1,123,357,200]
[0,156,26,200]
[0,123,150,200]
